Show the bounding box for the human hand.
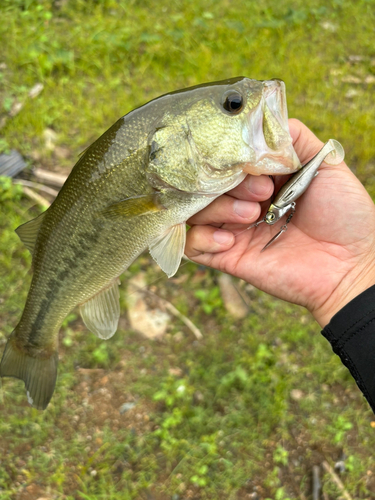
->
[185,119,375,327]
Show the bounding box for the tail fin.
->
[0,332,58,410]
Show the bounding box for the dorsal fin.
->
[15,211,46,255]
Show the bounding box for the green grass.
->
[1,0,375,498]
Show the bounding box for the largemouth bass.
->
[0,77,300,409]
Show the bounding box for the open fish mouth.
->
[242,79,301,175]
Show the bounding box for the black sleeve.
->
[321,284,375,413]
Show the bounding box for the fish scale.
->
[0,77,301,409]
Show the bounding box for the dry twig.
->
[162,300,203,340]
[22,186,50,208]
[312,465,321,500]
[322,460,353,500]
[13,179,59,198]
[33,167,67,187]
[134,284,203,340]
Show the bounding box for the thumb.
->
[288,118,324,165]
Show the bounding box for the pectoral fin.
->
[100,194,165,220]
[15,211,46,255]
[80,279,121,339]
[149,223,186,278]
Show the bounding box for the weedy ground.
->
[1,1,375,499]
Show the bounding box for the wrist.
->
[311,263,375,327]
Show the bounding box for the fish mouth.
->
[242,79,301,175]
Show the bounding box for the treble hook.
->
[248,139,345,251]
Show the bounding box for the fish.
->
[0,77,301,409]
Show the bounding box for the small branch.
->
[312,465,321,500]
[22,186,51,208]
[28,83,44,99]
[9,101,23,118]
[132,283,203,340]
[33,168,67,187]
[13,179,59,198]
[162,300,203,340]
[322,460,353,500]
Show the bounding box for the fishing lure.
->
[249,139,345,251]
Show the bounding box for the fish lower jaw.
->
[242,162,296,176]
[194,171,247,196]
[242,152,301,175]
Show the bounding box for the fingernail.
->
[233,200,257,219]
[246,175,272,196]
[213,230,234,245]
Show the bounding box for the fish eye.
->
[222,91,244,114]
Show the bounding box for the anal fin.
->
[149,223,186,278]
[0,331,58,410]
[80,278,120,339]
